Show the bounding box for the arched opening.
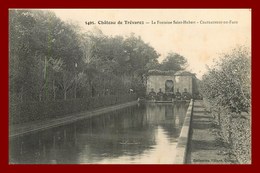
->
[165,80,174,93]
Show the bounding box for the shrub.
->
[201,46,251,114]
[9,94,137,124]
[200,45,251,163]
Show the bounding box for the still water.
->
[10,102,189,164]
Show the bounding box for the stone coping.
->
[173,99,194,164]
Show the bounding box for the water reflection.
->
[10,102,189,164]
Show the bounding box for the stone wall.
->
[146,75,175,94]
[147,75,193,95]
[174,99,194,164]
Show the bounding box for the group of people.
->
[148,88,192,101]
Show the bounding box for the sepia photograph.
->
[9,9,251,164]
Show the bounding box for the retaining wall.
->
[174,99,194,164]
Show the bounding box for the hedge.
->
[219,109,251,164]
[203,99,251,164]
[9,94,137,124]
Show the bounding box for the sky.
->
[51,9,251,79]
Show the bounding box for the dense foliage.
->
[10,10,84,101]
[9,10,163,102]
[201,46,251,114]
[201,46,251,163]
[159,52,187,71]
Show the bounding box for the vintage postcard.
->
[9,9,251,164]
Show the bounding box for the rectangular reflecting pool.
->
[9,102,189,164]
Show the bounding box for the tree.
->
[9,10,84,101]
[10,9,160,100]
[79,33,160,97]
[201,45,251,114]
[123,34,159,76]
[159,52,187,71]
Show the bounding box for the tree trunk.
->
[39,92,42,102]
[217,107,221,126]
[228,115,233,145]
[74,83,77,99]
[53,80,56,100]
[91,86,95,97]
[20,86,24,102]
[64,90,67,100]
[218,112,221,126]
